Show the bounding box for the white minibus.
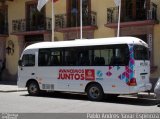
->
[18,37,152,101]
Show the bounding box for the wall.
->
[5,0,27,78]
[151,0,160,78]
[91,0,115,38]
[46,0,66,41]
[152,24,160,78]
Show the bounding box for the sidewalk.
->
[0,81,26,92]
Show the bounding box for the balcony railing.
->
[55,11,97,29]
[107,2,158,24]
[0,22,8,35]
[12,17,52,33]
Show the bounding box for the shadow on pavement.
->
[21,92,158,107]
[105,95,158,106]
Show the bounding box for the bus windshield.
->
[134,45,149,60]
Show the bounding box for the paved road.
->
[0,91,159,113]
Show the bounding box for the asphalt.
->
[0,81,26,92]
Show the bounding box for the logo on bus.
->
[85,69,95,80]
[96,70,103,80]
[57,69,95,81]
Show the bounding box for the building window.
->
[26,1,45,31]
[122,0,149,21]
[67,0,91,27]
[0,6,8,34]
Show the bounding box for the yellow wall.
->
[151,0,160,78]
[6,0,27,75]
[91,0,115,38]
[152,24,160,78]
[46,0,66,41]
[5,37,19,75]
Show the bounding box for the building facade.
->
[0,0,159,82]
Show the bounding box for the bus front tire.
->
[86,83,104,101]
[27,81,40,96]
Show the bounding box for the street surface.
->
[0,91,159,113]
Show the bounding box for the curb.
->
[0,89,27,93]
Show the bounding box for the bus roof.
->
[25,37,148,50]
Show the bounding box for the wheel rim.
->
[29,83,38,94]
[89,87,100,99]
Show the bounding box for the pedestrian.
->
[154,78,160,107]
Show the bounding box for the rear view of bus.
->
[129,42,151,93]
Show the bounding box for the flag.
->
[37,0,58,11]
[114,0,121,6]
[37,0,48,11]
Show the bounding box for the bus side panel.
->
[37,67,91,92]
[37,67,87,92]
[44,66,131,94]
[55,67,91,92]
[102,66,130,94]
[36,67,56,91]
[30,66,131,94]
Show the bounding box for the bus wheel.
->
[86,84,104,101]
[27,81,40,96]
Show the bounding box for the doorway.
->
[67,0,91,27]
[122,0,150,21]
[24,35,44,47]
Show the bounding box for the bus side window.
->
[39,49,63,66]
[112,46,129,66]
[39,53,50,66]
[22,54,35,66]
[78,51,90,66]
[64,49,77,66]
[94,57,105,66]
[50,55,60,66]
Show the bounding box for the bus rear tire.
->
[86,83,104,101]
[27,81,40,96]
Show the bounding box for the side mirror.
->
[18,60,22,66]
